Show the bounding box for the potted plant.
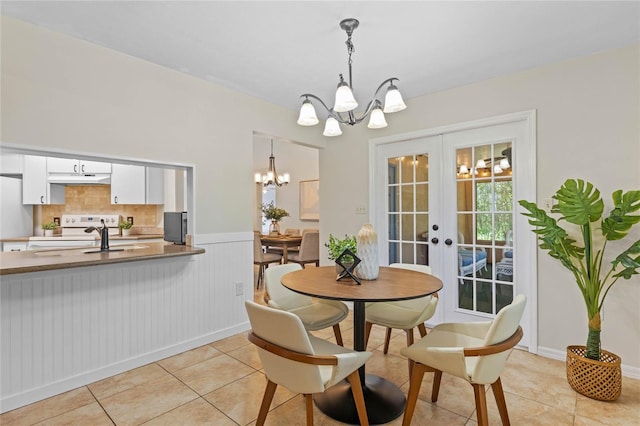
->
[519,179,639,401]
[118,220,133,236]
[261,202,289,235]
[42,221,57,237]
[325,234,357,272]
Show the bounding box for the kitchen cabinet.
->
[111,164,164,204]
[22,155,65,204]
[2,242,28,252]
[47,157,112,174]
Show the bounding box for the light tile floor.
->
[2,269,639,425]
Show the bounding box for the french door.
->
[371,111,536,350]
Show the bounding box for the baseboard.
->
[0,322,251,414]
[537,346,640,380]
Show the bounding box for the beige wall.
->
[1,16,325,235]
[2,16,638,371]
[317,45,640,370]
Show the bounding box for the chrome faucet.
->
[84,219,110,251]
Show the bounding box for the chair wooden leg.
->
[347,370,369,426]
[304,394,314,426]
[417,323,428,337]
[405,328,414,346]
[332,324,344,346]
[491,377,510,425]
[364,321,373,348]
[472,383,489,426]
[402,362,428,426]
[256,380,277,426]
[257,265,264,289]
[431,370,442,402]
[383,327,392,354]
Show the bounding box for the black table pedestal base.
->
[313,374,406,425]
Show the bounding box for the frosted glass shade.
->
[323,117,342,136]
[367,106,388,129]
[383,84,407,113]
[297,100,319,126]
[476,159,487,169]
[334,82,358,112]
[459,165,469,174]
[500,158,511,169]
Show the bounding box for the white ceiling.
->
[2,1,638,113]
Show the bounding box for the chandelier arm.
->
[300,93,332,114]
[300,93,353,125]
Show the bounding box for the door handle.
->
[445,238,453,246]
[114,196,118,204]
[431,237,439,244]
[81,164,85,173]
[40,195,44,204]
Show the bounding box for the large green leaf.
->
[552,179,604,225]
[519,200,583,272]
[602,190,640,240]
[612,240,640,279]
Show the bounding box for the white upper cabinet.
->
[22,155,65,204]
[47,158,111,174]
[111,164,164,205]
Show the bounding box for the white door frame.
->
[369,110,537,352]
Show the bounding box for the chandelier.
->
[255,140,290,187]
[296,18,407,137]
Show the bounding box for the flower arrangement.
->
[325,234,357,261]
[261,202,289,221]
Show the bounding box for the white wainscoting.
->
[0,232,253,413]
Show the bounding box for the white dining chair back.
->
[265,263,349,346]
[245,301,371,425]
[401,294,526,426]
[365,263,439,358]
[264,263,310,310]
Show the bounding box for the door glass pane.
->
[388,158,400,184]
[388,214,399,240]
[401,243,415,263]
[455,142,514,316]
[387,153,431,267]
[401,214,414,241]
[401,157,413,183]
[416,183,428,211]
[401,185,414,212]
[416,154,429,182]
[388,186,399,213]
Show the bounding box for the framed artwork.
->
[299,179,319,221]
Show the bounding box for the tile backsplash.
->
[40,185,163,233]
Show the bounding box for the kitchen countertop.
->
[0,242,205,275]
[1,234,165,243]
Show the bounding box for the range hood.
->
[48,173,111,184]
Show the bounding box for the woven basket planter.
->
[566,345,622,401]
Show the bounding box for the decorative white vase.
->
[356,224,379,280]
[44,229,54,237]
[121,228,131,236]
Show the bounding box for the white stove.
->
[28,214,121,250]
[60,214,121,236]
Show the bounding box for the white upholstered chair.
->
[364,263,439,355]
[288,230,320,267]
[245,301,371,426]
[265,263,349,346]
[253,232,282,289]
[401,294,526,426]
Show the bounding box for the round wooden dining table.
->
[281,265,443,424]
